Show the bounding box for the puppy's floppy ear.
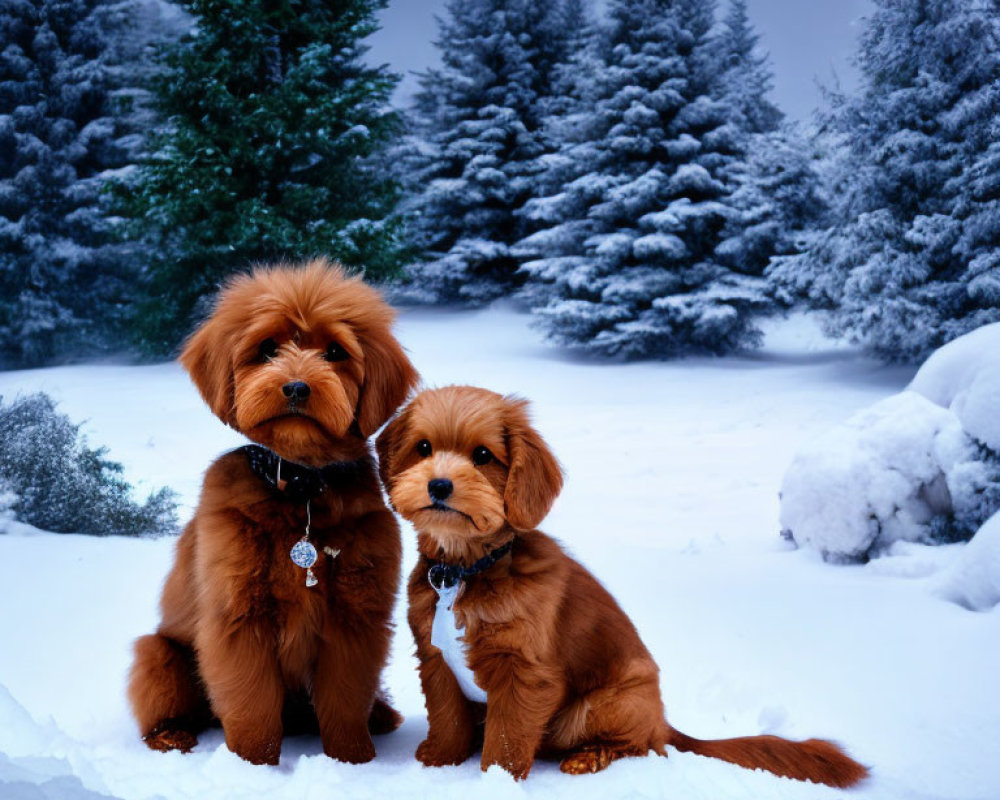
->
[179,311,236,427]
[357,331,418,438]
[503,397,563,531]
[375,403,413,498]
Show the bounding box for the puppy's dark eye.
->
[258,338,278,362]
[324,341,349,362]
[416,439,432,458]
[472,446,493,466]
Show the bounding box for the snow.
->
[908,321,1000,450]
[781,323,1000,564]
[778,391,975,562]
[1,307,998,800]
[935,510,1000,612]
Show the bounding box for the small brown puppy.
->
[128,260,418,765]
[376,386,868,786]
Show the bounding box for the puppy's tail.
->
[665,723,869,788]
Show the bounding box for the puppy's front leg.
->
[196,618,284,765]
[313,510,401,764]
[478,654,562,780]
[414,650,479,766]
[311,627,379,764]
[408,574,478,767]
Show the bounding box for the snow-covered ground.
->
[1,308,997,800]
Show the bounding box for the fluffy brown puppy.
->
[376,386,868,786]
[128,260,418,766]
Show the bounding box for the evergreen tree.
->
[715,0,781,135]
[400,0,580,305]
[718,126,826,278]
[948,3,1000,339]
[775,0,1000,362]
[519,0,773,358]
[0,0,155,368]
[712,0,825,281]
[121,0,403,355]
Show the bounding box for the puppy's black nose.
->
[282,381,311,401]
[428,479,453,501]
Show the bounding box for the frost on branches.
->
[400,0,582,305]
[771,0,1000,363]
[517,0,796,358]
[0,0,166,367]
[0,393,177,537]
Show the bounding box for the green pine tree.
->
[120,0,404,355]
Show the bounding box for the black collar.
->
[243,444,369,502]
[428,539,514,592]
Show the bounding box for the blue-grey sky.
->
[368,0,873,122]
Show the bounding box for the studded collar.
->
[242,444,370,502]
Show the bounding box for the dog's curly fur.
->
[128,260,418,765]
[376,386,869,786]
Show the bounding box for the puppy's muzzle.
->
[427,478,453,502]
[282,381,311,405]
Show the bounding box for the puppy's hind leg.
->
[128,633,210,753]
[557,664,667,775]
[367,688,404,736]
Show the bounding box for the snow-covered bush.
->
[780,324,1000,563]
[935,511,1000,612]
[908,322,1000,452]
[0,393,177,537]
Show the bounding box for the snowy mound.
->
[780,324,1000,564]
[0,684,117,800]
[935,511,1000,612]
[908,322,1000,450]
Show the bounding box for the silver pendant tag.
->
[290,539,318,568]
[291,500,319,587]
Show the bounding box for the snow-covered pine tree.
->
[520,0,774,358]
[121,0,403,355]
[948,3,1000,340]
[0,0,157,368]
[715,0,780,135]
[400,0,580,305]
[506,0,602,308]
[712,0,825,279]
[718,127,827,279]
[774,0,1000,362]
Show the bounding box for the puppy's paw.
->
[481,751,534,781]
[559,744,637,774]
[416,738,472,767]
[325,734,376,764]
[144,727,198,754]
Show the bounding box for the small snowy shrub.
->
[0,393,177,537]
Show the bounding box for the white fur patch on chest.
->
[430,582,488,703]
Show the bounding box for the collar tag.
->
[428,539,513,595]
[289,499,319,588]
